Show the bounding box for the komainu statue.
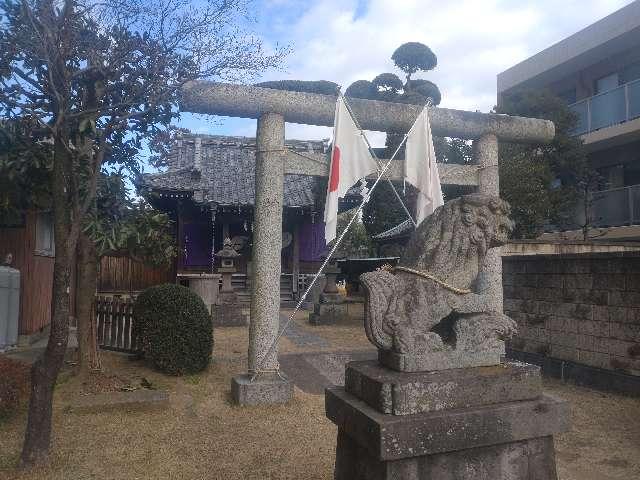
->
[361,194,517,371]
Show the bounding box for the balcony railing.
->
[590,184,640,227]
[569,78,640,135]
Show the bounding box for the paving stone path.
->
[280,350,376,394]
[278,313,329,349]
[277,313,377,393]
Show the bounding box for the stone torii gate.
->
[180,81,555,405]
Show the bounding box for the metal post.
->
[473,134,503,313]
[625,83,630,122]
[629,186,634,225]
[231,112,293,405]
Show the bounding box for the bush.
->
[133,284,213,375]
[0,356,30,420]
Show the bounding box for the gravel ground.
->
[1,309,638,480]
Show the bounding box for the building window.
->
[595,73,619,94]
[35,212,55,256]
[557,88,576,104]
[621,61,640,85]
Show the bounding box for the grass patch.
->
[0,356,30,420]
[184,374,201,386]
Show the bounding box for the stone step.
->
[233,290,295,305]
[232,276,295,305]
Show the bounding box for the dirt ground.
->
[1,308,639,480]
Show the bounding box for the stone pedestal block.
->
[378,345,504,372]
[309,302,347,325]
[218,290,238,305]
[326,361,569,480]
[231,373,293,406]
[333,429,559,480]
[212,304,248,327]
[345,360,541,416]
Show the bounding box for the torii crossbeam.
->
[180,81,555,405]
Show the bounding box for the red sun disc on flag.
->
[329,146,340,192]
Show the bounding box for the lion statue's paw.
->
[494,313,518,340]
[392,329,446,354]
[453,312,516,352]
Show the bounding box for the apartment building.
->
[497,1,640,239]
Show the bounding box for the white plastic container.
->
[0,266,20,350]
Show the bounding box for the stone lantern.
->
[309,260,347,325]
[212,238,247,326]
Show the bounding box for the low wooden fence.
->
[96,296,140,354]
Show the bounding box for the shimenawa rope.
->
[380,264,471,295]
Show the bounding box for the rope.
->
[382,264,472,294]
[249,132,411,381]
[287,149,328,166]
[256,148,287,154]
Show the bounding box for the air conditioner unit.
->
[0,266,20,350]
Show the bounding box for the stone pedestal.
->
[180,274,220,314]
[309,264,346,325]
[212,245,248,327]
[309,294,347,325]
[231,373,293,406]
[326,361,569,480]
[214,267,248,326]
[378,345,504,372]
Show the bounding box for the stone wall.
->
[503,253,640,377]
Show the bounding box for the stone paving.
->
[278,312,330,349]
[280,350,376,394]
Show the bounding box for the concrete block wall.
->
[503,253,640,376]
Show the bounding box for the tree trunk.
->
[19,238,72,467]
[76,231,101,376]
[20,136,77,468]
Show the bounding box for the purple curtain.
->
[183,222,212,267]
[299,221,327,261]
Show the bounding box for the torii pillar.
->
[180,81,555,406]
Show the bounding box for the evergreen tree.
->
[496,89,593,238]
[0,0,285,466]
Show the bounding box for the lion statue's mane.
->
[362,194,515,355]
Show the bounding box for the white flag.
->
[324,96,378,243]
[405,106,444,225]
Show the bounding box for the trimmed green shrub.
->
[133,283,213,375]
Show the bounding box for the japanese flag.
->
[405,106,444,225]
[324,96,378,243]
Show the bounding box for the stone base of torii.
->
[179,81,554,406]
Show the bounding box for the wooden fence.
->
[96,296,140,354]
[98,255,174,294]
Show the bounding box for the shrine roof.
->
[140,134,327,208]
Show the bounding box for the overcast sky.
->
[177,0,636,145]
